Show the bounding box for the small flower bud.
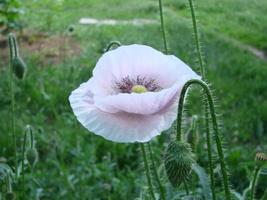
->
[68,25,75,33]
[164,141,195,187]
[255,152,267,167]
[12,57,27,80]
[26,148,38,168]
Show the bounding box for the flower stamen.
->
[115,76,161,94]
[131,85,147,93]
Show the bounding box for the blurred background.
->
[0,0,267,199]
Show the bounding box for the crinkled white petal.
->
[94,82,181,115]
[69,81,178,143]
[91,44,200,96]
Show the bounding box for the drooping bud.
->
[12,57,27,79]
[8,33,27,80]
[164,141,195,187]
[255,152,267,168]
[26,148,38,168]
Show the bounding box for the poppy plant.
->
[69,44,200,143]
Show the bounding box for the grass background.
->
[0,0,267,199]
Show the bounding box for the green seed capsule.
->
[12,57,27,80]
[164,141,195,187]
[26,148,38,168]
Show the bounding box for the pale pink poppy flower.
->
[69,44,200,143]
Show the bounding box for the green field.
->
[0,0,267,199]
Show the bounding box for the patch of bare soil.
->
[0,31,82,66]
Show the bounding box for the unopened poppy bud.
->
[12,57,27,80]
[5,192,15,200]
[255,152,267,167]
[68,25,75,33]
[164,141,195,187]
[26,148,38,168]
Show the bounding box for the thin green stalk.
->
[184,181,189,195]
[140,144,156,200]
[250,166,260,200]
[176,79,231,200]
[147,142,166,200]
[105,41,121,52]
[187,0,217,198]
[204,101,216,200]
[22,131,27,199]
[8,34,17,174]
[188,0,204,77]
[158,0,168,53]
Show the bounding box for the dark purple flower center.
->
[115,76,161,93]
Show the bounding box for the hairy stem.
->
[184,181,189,195]
[204,101,216,200]
[8,34,17,174]
[147,142,166,200]
[176,79,231,200]
[22,130,27,199]
[158,0,168,53]
[105,41,121,52]
[140,144,156,200]
[187,0,217,198]
[188,0,204,77]
[250,166,260,200]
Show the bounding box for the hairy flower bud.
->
[255,152,267,167]
[164,141,195,187]
[26,148,38,168]
[12,57,27,80]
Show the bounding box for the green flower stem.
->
[250,166,260,200]
[184,181,189,195]
[105,41,121,52]
[188,0,204,77]
[187,0,217,198]
[22,130,27,199]
[158,0,168,53]
[204,101,216,200]
[147,142,166,200]
[8,34,17,174]
[176,79,231,200]
[140,144,156,200]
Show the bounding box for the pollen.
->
[131,85,147,93]
[115,75,161,94]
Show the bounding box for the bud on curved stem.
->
[164,141,195,187]
[176,79,231,200]
[249,152,267,200]
[105,41,121,52]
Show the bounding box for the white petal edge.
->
[69,81,178,143]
